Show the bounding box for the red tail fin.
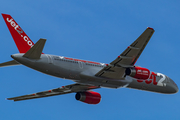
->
[2,14,34,53]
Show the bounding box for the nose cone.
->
[168,78,179,94]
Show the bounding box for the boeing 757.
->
[0,13,178,104]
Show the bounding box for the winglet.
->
[23,38,46,59]
[2,13,34,53]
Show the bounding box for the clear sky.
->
[0,0,180,120]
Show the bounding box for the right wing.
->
[7,83,100,101]
[110,27,154,66]
[95,27,154,79]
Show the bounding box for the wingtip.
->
[6,98,16,102]
[147,27,154,30]
[6,98,10,100]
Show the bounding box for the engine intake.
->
[75,91,101,104]
[125,66,150,79]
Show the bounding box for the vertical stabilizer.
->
[2,14,34,53]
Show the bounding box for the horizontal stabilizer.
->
[23,38,46,59]
[0,60,20,67]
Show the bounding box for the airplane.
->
[0,13,178,104]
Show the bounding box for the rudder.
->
[2,13,34,53]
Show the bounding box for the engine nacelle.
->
[125,66,150,79]
[75,91,101,104]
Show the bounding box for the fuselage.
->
[2,14,178,104]
[11,53,179,94]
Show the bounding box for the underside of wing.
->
[95,27,155,79]
[7,83,100,101]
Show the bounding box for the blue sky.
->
[0,0,180,120]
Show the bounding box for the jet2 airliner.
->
[0,14,178,104]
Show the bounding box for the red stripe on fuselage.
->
[64,57,100,65]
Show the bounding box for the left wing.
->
[95,27,154,79]
[7,83,99,101]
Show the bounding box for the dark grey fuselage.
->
[11,53,179,94]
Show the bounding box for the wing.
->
[95,27,154,79]
[7,83,100,101]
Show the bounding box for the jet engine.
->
[75,91,101,104]
[125,66,150,79]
